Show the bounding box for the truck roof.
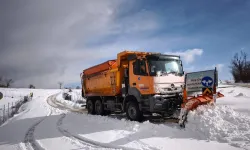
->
[117,50,180,58]
[82,50,181,76]
[116,50,180,67]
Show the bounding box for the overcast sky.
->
[1,0,250,88]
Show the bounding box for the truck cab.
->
[121,53,185,120]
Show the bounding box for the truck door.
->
[129,59,151,95]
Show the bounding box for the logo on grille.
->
[171,83,175,89]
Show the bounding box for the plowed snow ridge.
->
[186,105,250,149]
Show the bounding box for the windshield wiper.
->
[162,71,178,76]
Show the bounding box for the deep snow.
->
[0,85,249,150]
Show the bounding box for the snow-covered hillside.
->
[0,86,249,150]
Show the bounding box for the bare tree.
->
[230,51,250,83]
[0,76,6,87]
[5,79,14,88]
[0,76,2,86]
[58,82,63,89]
[29,84,35,89]
[0,76,4,87]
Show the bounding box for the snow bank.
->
[217,86,250,115]
[61,112,240,150]
[56,85,249,150]
[218,86,250,97]
[60,89,85,102]
[186,105,250,149]
[55,92,85,110]
[185,85,250,149]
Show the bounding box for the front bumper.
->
[148,94,182,114]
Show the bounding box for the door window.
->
[133,59,147,76]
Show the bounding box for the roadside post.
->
[0,92,3,100]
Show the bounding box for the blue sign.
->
[201,76,213,87]
[138,77,141,80]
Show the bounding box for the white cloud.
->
[0,1,210,88]
[0,0,123,88]
[203,63,225,80]
[205,63,224,72]
[165,49,203,64]
[1,0,164,88]
[115,10,159,34]
[184,66,195,72]
[213,64,224,72]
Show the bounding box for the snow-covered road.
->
[0,86,249,150]
[0,89,60,150]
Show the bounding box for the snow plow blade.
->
[182,92,224,111]
[178,67,224,127]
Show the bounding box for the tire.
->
[126,101,142,121]
[95,100,104,115]
[87,100,95,114]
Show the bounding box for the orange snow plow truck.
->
[80,50,224,127]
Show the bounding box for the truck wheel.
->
[87,100,95,114]
[126,101,142,121]
[82,90,84,97]
[95,100,104,115]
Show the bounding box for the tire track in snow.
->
[23,113,49,150]
[47,94,113,149]
[23,95,56,150]
[56,113,102,149]
[23,94,84,150]
[47,94,97,149]
[48,92,136,150]
[55,113,136,150]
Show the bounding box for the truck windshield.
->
[148,59,184,76]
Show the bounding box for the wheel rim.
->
[95,101,101,114]
[128,105,137,119]
[87,101,93,113]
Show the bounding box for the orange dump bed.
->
[83,60,117,75]
[82,60,121,96]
